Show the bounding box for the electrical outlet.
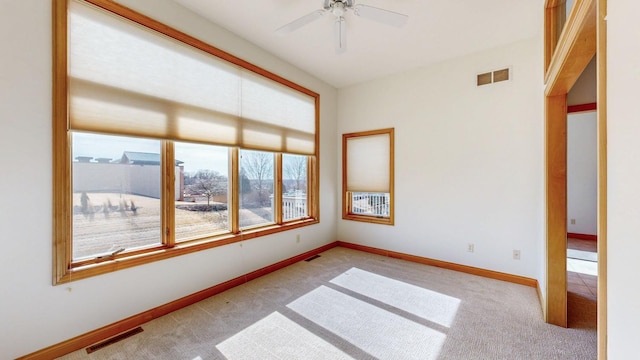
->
[513,250,521,260]
[570,218,576,225]
[468,243,474,253]
[296,234,301,243]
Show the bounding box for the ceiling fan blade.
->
[276,10,327,34]
[334,16,346,54]
[353,4,408,27]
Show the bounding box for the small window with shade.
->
[342,128,394,225]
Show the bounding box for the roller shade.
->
[68,0,316,155]
[346,132,391,193]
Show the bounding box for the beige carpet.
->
[59,247,596,359]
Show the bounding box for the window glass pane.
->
[351,192,390,218]
[282,154,308,221]
[175,143,229,241]
[71,132,161,260]
[239,150,275,228]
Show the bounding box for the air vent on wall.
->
[477,68,510,86]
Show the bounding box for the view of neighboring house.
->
[73,151,184,200]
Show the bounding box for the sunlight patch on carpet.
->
[330,267,460,327]
[287,286,445,360]
[216,312,354,360]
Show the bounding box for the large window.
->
[53,0,319,284]
[342,128,394,225]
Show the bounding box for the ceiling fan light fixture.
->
[331,2,346,17]
[276,0,407,53]
[334,16,346,53]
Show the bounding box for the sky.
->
[72,132,229,175]
[72,132,307,181]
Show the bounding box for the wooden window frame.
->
[342,128,394,225]
[544,0,568,76]
[52,0,320,285]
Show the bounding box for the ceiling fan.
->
[276,0,408,54]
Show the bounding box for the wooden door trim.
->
[544,0,598,331]
[596,0,607,358]
[545,94,568,327]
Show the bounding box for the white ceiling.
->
[171,0,541,88]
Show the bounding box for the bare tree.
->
[284,155,307,193]
[241,151,273,205]
[239,168,252,195]
[191,170,227,206]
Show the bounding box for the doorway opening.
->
[567,105,598,327]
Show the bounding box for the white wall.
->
[567,56,597,106]
[0,1,338,358]
[567,112,597,235]
[336,37,545,283]
[566,55,597,237]
[607,0,640,357]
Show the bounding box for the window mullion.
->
[163,141,176,247]
[306,156,313,218]
[230,147,240,234]
[275,153,283,224]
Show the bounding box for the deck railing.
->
[351,192,390,217]
[271,193,308,221]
